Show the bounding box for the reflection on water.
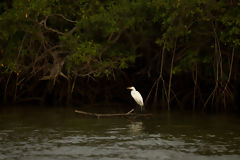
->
[128,121,143,134]
[0,107,240,160]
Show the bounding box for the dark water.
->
[0,107,240,160]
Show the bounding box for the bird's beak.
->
[126,87,131,90]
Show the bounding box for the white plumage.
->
[127,86,144,111]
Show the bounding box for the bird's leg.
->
[135,106,141,113]
[141,106,145,112]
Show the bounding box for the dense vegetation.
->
[0,0,240,112]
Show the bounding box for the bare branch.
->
[40,16,77,35]
[53,14,77,23]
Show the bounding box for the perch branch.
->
[74,109,152,118]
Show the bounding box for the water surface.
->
[0,107,240,160]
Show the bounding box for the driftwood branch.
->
[74,109,152,118]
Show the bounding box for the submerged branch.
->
[74,109,152,118]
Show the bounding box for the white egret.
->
[127,86,144,111]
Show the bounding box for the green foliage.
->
[218,6,240,47]
[173,50,199,74]
[0,0,239,77]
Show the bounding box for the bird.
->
[127,86,144,111]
